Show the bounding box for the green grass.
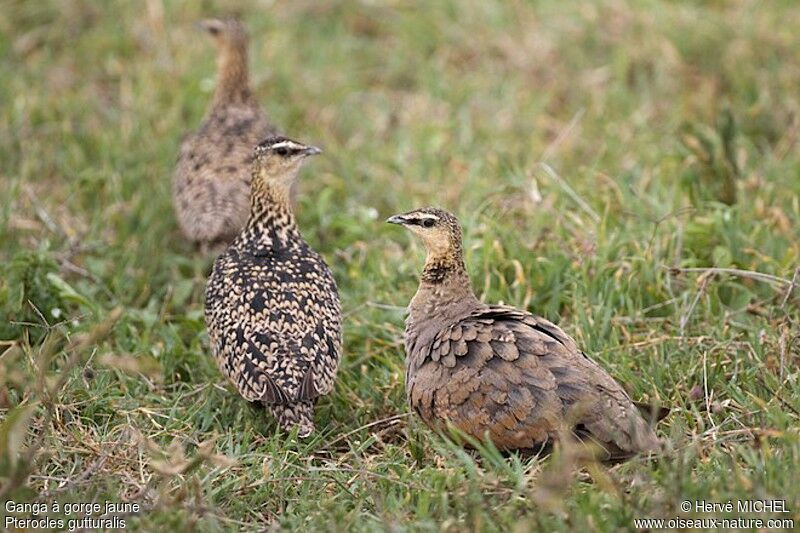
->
[1,0,799,530]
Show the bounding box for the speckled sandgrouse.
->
[205,136,342,437]
[387,207,665,461]
[173,18,278,249]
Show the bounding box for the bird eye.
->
[421,218,435,228]
[274,147,289,156]
[208,26,221,36]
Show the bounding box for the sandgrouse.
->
[173,18,278,250]
[387,207,664,461]
[205,136,342,437]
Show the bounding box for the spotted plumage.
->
[388,207,665,461]
[173,18,278,249]
[205,136,341,437]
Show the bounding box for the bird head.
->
[386,207,463,259]
[197,18,248,48]
[253,135,322,189]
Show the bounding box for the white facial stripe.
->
[270,141,305,151]
[417,213,440,221]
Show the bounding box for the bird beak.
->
[303,146,322,156]
[386,215,408,225]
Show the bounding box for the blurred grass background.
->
[1,0,799,530]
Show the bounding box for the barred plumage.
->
[205,136,341,437]
[388,207,665,461]
[173,18,278,249]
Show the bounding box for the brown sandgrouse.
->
[173,18,278,250]
[205,136,342,437]
[387,207,664,461]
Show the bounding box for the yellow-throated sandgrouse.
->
[173,18,278,249]
[387,207,664,461]
[205,136,342,437]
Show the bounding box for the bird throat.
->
[419,238,470,285]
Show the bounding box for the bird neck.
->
[237,179,302,252]
[409,249,479,323]
[420,249,470,285]
[212,42,253,106]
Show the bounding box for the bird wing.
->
[408,305,660,454]
[291,252,342,399]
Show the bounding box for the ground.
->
[1,0,799,531]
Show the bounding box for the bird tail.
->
[268,401,315,438]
